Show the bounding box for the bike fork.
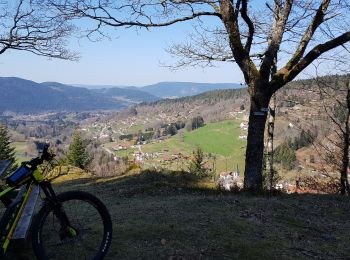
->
[39,182,76,237]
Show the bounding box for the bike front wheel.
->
[32,191,112,260]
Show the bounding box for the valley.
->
[1,75,349,193]
[1,75,350,259]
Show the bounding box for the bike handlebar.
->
[25,144,54,169]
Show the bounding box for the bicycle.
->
[0,144,112,259]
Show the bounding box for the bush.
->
[191,116,205,130]
[139,131,154,142]
[291,129,317,150]
[175,121,186,130]
[274,142,296,170]
[120,133,134,141]
[188,147,212,177]
[165,124,177,136]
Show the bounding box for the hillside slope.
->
[8,172,350,259]
[92,87,159,103]
[139,82,242,98]
[0,77,158,113]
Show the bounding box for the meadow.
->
[6,171,350,259]
[116,120,247,175]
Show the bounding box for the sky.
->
[1,1,347,87]
[0,21,244,87]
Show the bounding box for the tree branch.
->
[51,0,222,28]
[240,0,254,53]
[79,10,221,28]
[219,0,258,84]
[284,0,331,71]
[0,0,77,60]
[260,0,293,80]
[282,31,350,85]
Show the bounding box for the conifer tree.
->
[67,131,91,170]
[0,124,16,163]
[188,147,207,177]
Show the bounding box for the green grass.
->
[184,120,245,156]
[141,120,246,174]
[105,120,246,174]
[115,148,134,158]
[127,124,144,134]
[103,141,120,149]
[6,171,350,259]
[11,142,28,154]
[11,142,34,164]
[142,120,245,155]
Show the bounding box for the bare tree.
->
[316,75,350,195]
[0,0,76,59]
[51,0,350,191]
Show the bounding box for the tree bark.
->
[266,93,276,190]
[266,56,277,191]
[340,86,350,195]
[244,95,270,191]
[340,134,350,195]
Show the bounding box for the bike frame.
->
[0,167,68,256]
[0,182,35,254]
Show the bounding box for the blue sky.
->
[0,21,244,86]
[1,1,346,87]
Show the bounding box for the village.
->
[75,97,340,195]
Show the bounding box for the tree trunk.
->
[340,136,350,195]
[340,86,350,195]
[244,96,269,191]
[266,56,277,191]
[266,93,276,190]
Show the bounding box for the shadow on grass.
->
[6,170,350,259]
[52,169,226,197]
[55,170,350,259]
[52,169,350,202]
[53,169,348,200]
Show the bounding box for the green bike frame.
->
[0,168,45,256]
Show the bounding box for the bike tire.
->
[31,191,112,260]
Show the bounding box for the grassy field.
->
[116,120,247,174]
[6,171,350,259]
[127,124,144,134]
[11,142,28,154]
[11,142,33,163]
[184,120,245,156]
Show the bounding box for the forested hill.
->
[124,87,250,124]
[0,77,244,114]
[92,87,158,103]
[121,73,350,132]
[148,88,248,105]
[76,82,242,98]
[0,77,158,113]
[138,82,242,98]
[138,74,350,112]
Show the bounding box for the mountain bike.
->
[0,144,112,259]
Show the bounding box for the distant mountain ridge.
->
[139,82,242,98]
[0,77,241,114]
[91,87,158,103]
[0,77,158,113]
[74,82,242,98]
